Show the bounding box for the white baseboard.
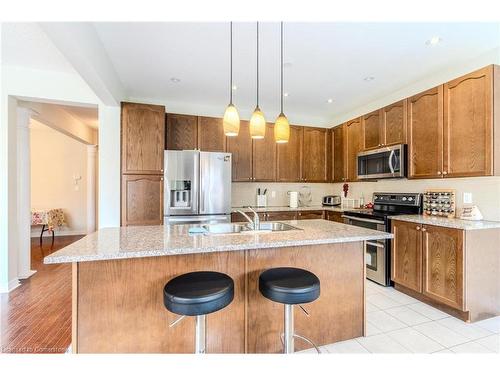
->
[0,278,20,294]
[18,270,37,279]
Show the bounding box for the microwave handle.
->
[388,150,395,174]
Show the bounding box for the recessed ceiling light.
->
[170,77,181,83]
[426,36,442,46]
[283,92,289,97]
[327,98,334,103]
[363,76,375,82]
[232,85,238,90]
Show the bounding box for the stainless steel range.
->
[342,192,422,286]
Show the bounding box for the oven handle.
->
[388,150,395,174]
[342,215,385,225]
[366,241,385,248]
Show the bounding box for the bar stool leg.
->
[283,304,294,354]
[195,315,206,354]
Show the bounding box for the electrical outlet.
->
[271,191,276,198]
[463,192,472,204]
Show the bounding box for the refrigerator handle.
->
[199,153,206,214]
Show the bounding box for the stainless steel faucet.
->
[236,207,260,230]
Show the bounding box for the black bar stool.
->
[259,267,321,354]
[163,271,234,353]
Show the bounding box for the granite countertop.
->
[389,215,500,231]
[44,219,392,264]
[232,205,346,213]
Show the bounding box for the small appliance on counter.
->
[288,191,298,208]
[322,195,341,207]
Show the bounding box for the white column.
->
[17,108,36,279]
[86,145,97,234]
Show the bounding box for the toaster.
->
[322,195,341,206]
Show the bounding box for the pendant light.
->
[274,22,290,143]
[223,22,240,137]
[249,22,266,139]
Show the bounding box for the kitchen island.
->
[45,219,391,353]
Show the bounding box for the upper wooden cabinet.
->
[382,99,407,146]
[302,127,328,182]
[443,66,493,177]
[276,125,302,182]
[332,125,347,182]
[227,120,253,181]
[198,116,226,152]
[122,102,165,174]
[408,86,444,179]
[346,118,363,181]
[362,110,382,149]
[253,123,277,181]
[165,114,197,150]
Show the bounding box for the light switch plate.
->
[463,192,473,204]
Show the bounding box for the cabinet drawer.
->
[326,211,343,223]
[296,210,324,220]
[264,211,297,221]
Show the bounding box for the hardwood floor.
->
[0,235,82,354]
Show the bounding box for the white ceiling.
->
[3,22,500,127]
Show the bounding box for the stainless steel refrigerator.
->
[163,150,232,225]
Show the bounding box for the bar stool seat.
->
[164,271,234,316]
[259,267,320,305]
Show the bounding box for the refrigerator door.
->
[199,152,232,215]
[164,150,199,216]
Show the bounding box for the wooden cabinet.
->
[253,123,277,181]
[276,125,302,182]
[302,127,328,182]
[362,110,382,150]
[422,225,464,310]
[122,102,165,174]
[227,121,253,182]
[121,175,164,226]
[326,211,343,223]
[332,125,347,182]
[231,209,327,222]
[346,118,363,181]
[381,100,407,146]
[391,220,422,293]
[443,66,493,177]
[408,86,444,179]
[264,211,297,221]
[165,114,198,150]
[297,210,324,220]
[198,116,226,152]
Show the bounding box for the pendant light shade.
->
[250,106,266,139]
[274,22,290,143]
[250,22,266,139]
[223,22,240,137]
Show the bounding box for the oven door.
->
[342,215,389,286]
[357,144,406,180]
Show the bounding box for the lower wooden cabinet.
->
[391,219,500,322]
[264,211,297,221]
[326,210,344,223]
[121,175,164,226]
[296,210,324,220]
[231,210,326,222]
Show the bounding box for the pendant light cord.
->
[256,22,259,107]
[280,22,283,113]
[230,22,233,105]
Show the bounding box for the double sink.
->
[201,222,299,234]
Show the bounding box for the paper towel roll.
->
[288,191,298,208]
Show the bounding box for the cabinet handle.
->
[437,171,441,175]
[416,226,420,231]
[442,171,448,175]
[160,169,164,172]
[160,177,164,181]
[421,227,427,232]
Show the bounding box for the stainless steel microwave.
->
[357,144,407,180]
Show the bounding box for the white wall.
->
[30,123,89,236]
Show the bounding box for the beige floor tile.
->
[450,342,493,353]
[366,302,380,312]
[367,293,402,310]
[323,339,369,353]
[474,335,500,352]
[385,306,431,326]
[473,316,500,334]
[407,302,450,320]
[356,333,410,353]
[387,327,445,353]
[413,321,469,347]
[437,317,493,340]
[432,349,454,354]
[366,322,383,336]
[380,289,420,305]
[367,310,407,332]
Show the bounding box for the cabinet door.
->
[332,125,346,182]
[407,86,444,179]
[422,225,465,310]
[253,123,276,181]
[121,175,164,226]
[382,100,407,146]
[326,211,343,223]
[122,103,165,174]
[302,127,328,182]
[276,125,302,182]
[198,116,226,152]
[297,210,324,220]
[362,110,382,149]
[443,66,493,178]
[227,120,253,181]
[265,211,297,221]
[165,113,198,150]
[391,220,422,293]
[346,118,363,182]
